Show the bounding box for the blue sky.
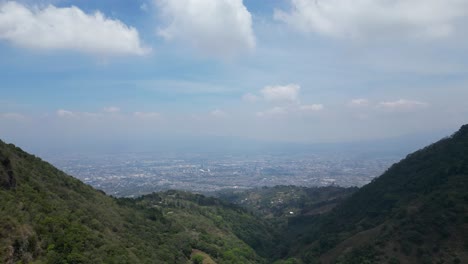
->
[1,0,468,151]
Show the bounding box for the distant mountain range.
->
[1,125,467,263]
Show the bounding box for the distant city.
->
[46,151,400,197]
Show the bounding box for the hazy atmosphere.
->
[2,1,468,263]
[1,0,468,154]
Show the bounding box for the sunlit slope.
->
[0,140,273,264]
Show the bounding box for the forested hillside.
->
[0,140,276,263]
[216,185,356,219]
[282,125,468,263]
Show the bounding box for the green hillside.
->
[2,124,468,264]
[216,185,356,219]
[284,125,468,263]
[0,140,276,264]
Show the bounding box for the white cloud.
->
[155,0,255,58]
[103,106,121,113]
[260,84,300,104]
[133,111,161,119]
[242,93,258,103]
[300,104,324,111]
[0,2,150,56]
[275,0,468,39]
[349,98,369,107]
[255,84,324,116]
[378,99,428,110]
[56,109,75,118]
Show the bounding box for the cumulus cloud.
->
[300,104,324,112]
[378,99,428,110]
[275,0,468,39]
[252,84,324,116]
[0,2,150,56]
[260,84,300,104]
[155,0,255,58]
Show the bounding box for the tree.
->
[192,254,204,264]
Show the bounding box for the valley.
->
[1,125,468,263]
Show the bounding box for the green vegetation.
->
[2,124,468,263]
[216,185,356,219]
[281,125,468,263]
[192,254,204,264]
[0,140,274,263]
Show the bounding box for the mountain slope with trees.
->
[0,140,277,264]
[1,124,468,263]
[284,125,468,263]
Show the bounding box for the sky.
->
[1,0,468,153]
